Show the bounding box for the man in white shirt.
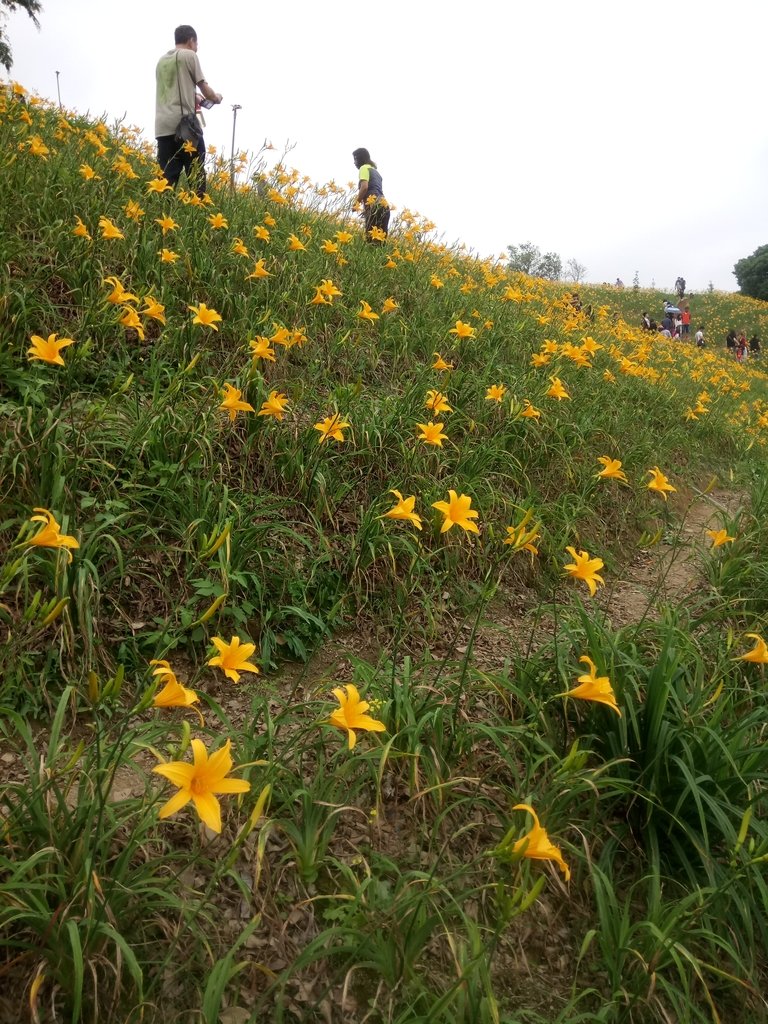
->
[155,25,222,197]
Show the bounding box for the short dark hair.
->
[174,25,197,45]
[352,147,372,167]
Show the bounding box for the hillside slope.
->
[1,84,767,1024]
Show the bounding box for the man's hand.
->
[198,82,223,105]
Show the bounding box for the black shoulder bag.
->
[174,52,203,145]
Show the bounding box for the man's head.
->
[174,25,198,50]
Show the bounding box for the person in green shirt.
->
[155,25,223,197]
[353,148,390,243]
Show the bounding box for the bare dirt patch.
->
[604,487,745,629]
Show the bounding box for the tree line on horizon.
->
[508,240,742,296]
[505,242,588,284]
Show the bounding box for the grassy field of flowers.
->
[1,82,767,1024]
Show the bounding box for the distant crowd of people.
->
[640,299,761,361]
[641,301,696,341]
[568,275,763,366]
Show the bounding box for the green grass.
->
[1,83,767,1023]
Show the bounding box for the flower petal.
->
[153,761,195,788]
[350,714,386,733]
[158,789,192,819]
[210,777,251,795]
[192,791,222,833]
[205,741,234,781]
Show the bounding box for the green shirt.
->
[155,48,205,137]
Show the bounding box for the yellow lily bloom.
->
[328,684,386,750]
[153,739,250,833]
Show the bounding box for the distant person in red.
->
[681,306,691,336]
[736,332,748,363]
[353,148,390,243]
[155,25,223,197]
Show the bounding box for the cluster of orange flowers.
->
[149,643,385,832]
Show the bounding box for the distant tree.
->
[507,241,562,281]
[0,0,42,70]
[506,242,539,275]
[537,251,562,281]
[734,245,768,301]
[651,278,656,289]
[632,270,640,291]
[707,280,715,294]
[565,258,587,284]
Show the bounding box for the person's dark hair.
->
[174,25,197,45]
[352,147,375,168]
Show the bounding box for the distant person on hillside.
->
[726,329,737,356]
[352,148,390,243]
[695,326,705,348]
[661,311,673,333]
[615,277,624,289]
[675,276,686,299]
[681,306,691,336]
[641,312,651,330]
[737,331,749,364]
[155,25,222,198]
[749,334,761,357]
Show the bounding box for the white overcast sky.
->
[5,0,768,291]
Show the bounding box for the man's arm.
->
[185,52,222,104]
[197,80,222,104]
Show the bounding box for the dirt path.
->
[605,487,744,629]
[449,487,747,673]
